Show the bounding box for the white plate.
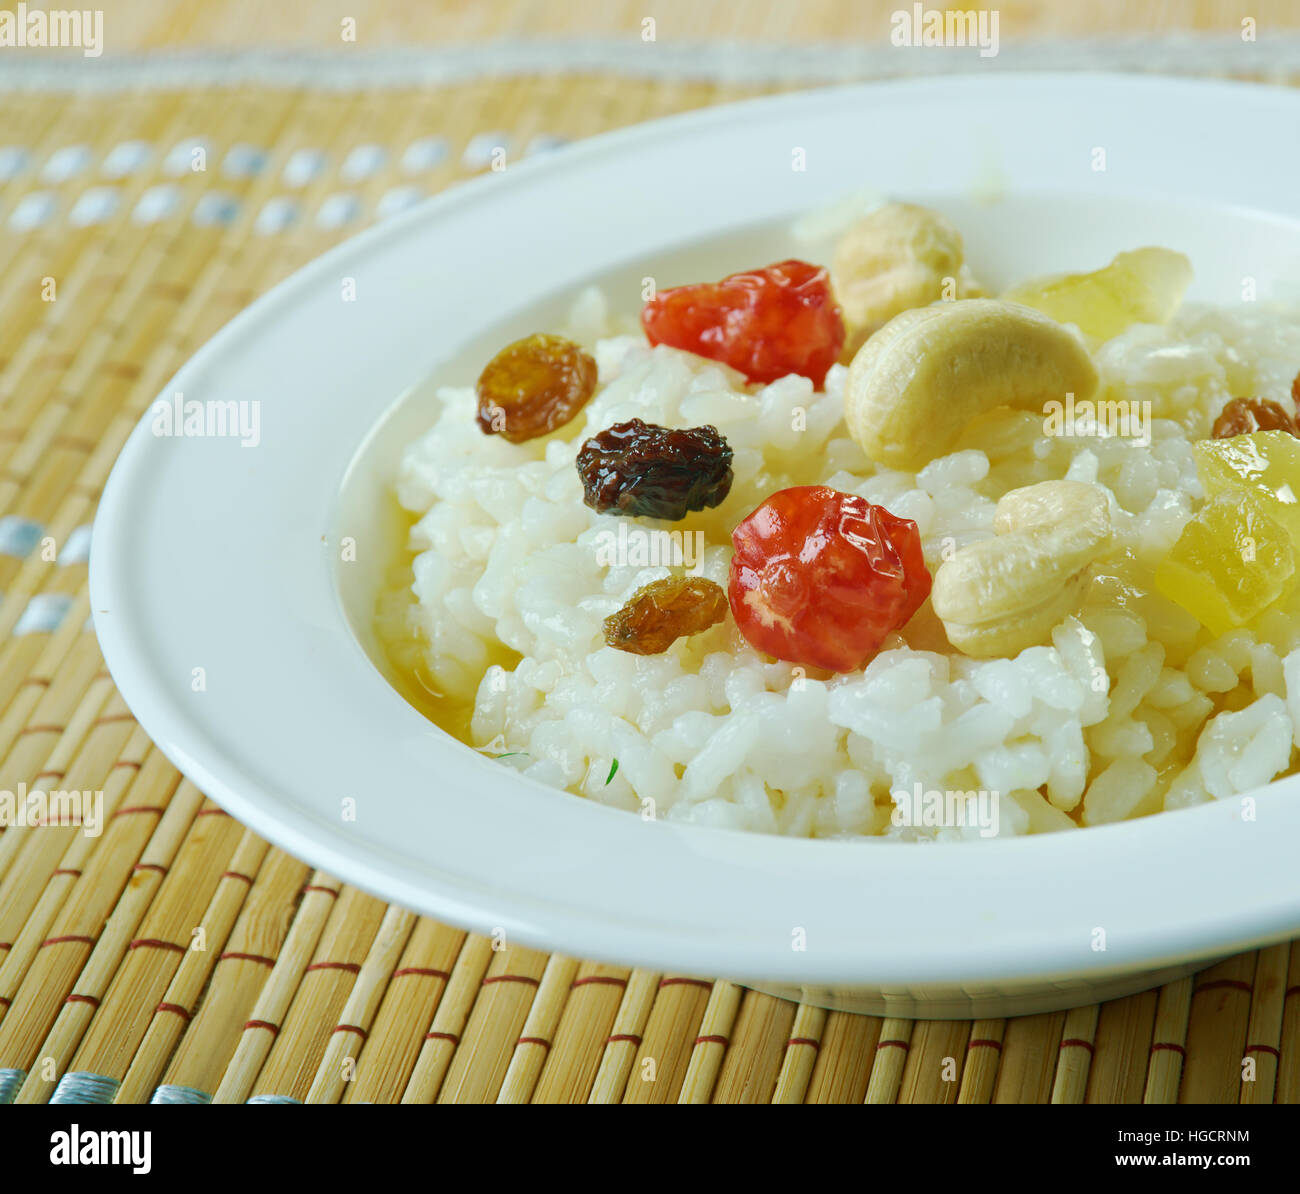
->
[92,74,1300,1018]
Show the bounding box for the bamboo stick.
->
[0,743,176,1102]
[708,989,795,1104]
[1087,991,1158,1103]
[0,725,152,1021]
[529,963,630,1104]
[152,848,310,1102]
[305,903,415,1104]
[586,968,660,1104]
[245,885,387,1102]
[863,1018,913,1104]
[400,933,495,1104]
[343,918,465,1104]
[1180,953,1257,1103]
[496,953,580,1104]
[209,873,343,1104]
[992,1012,1063,1104]
[677,980,743,1104]
[805,1010,881,1104]
[1144,975,1194,1103]
[622,977,713,1104]
[770,1002,826,1104]
[1239,943,1288,1104]
[1051,1003,1100,1104]
[113,829,273,1102]
[12,780,205,1102]
[1278,943,1300,1104]
[437,942,550,1103]
[899,1018,970,1105]
[957,1019,1006,1103]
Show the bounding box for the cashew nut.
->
[931,480,1112,659]
[844,298,1099,471]
[831,203,967,344]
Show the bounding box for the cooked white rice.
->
[383,286,1300,840]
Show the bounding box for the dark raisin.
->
[476,334,597,443]
[576,419,733,520]
[603,576,728,655]
[1211,397,1300,439]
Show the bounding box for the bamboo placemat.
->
[1,66,1300,1106]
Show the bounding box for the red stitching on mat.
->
[694,1034,728,1046]
[1151,1042,1186,1057]
[92,713,136,727]
[517,1036,550,1050]
[219,952,276,967]
[305,961,360,974]
[876,1039,910,1051]
[111,760,142,771]
[128,938,185,954]
[1060,1038,1095,1053]
[571,976,627,989]
[392,967,450,980]
[221,871,254,884]
[425,1031,460,1044]
[968,1039,1003,1050]
[33,770,66,782]
[133,863,167,875]
[482,974,539,987]
[0,942,10,951]
[42,935,96,948]
[113,806,165,817]
[156,1002,191,1020]
[51,868,81,877]
[19,677,50,689]
[333,1024,368,1040]
[196,807,229,816]
[658,977,712,991]
[302,884,339,897]
[66,994,100,1008]
[0,996,9,1009]
[244,1020,279,1035]
[20,724,65,736]
[1286,985,1300,999]
[1245,1044,1281,1059]
[606,1034,642,1046]
[1194,979,1253,995]
[787,1037,820,1050]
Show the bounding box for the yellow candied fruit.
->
[1193,430,1300,543]
[1154,490,1295,638]
[1002,247,1193,341]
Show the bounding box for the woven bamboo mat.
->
[1,70,1299,1106]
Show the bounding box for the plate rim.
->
[90,71,1300,988]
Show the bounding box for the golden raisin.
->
[475,334,597,444]
[1211,397,1299,440]
[603,576,728,655]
